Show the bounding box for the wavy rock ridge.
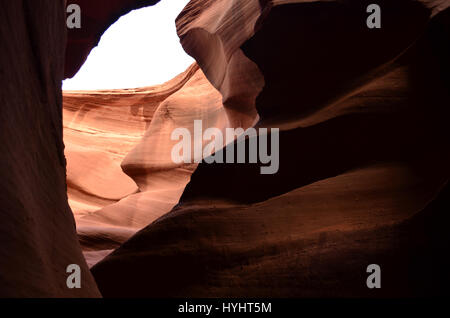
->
[91,0,450,297]
[64,63,232,266]
[0,0,449,297]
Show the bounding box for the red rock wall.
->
[63,64,232,267]
[1,0,449,297]
[0,0,99,297]
[91,0,450,297]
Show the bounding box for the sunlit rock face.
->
[64,64,231,267]
[91,0,450,297]
[0,0,99,297]
[64,64,198,217]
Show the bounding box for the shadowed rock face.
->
[0,0,164,298]
[91,0,450,297]
[0,0,100,297]
[1,0,449,297]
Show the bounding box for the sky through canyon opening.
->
[63,0,193,90]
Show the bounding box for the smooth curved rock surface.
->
[176,0,265,128]
[2,0,449,298]
[0,0,100,297]
[65,64,231,265]
[64,63,198,216]
[91,0,450,297]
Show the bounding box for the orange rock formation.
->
[0,0,449,298]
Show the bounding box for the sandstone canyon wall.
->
[64,64,232,267]
[0,0,99,297]
[0,0,449,298]
[91,0,450,297]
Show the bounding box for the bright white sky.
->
[63,0,193,90]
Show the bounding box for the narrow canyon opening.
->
[63,1,193,90]
[62,1,202,267]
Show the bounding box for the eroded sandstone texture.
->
[91,0,450,297]
[64,64,232,267]
[1,0,449,298]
